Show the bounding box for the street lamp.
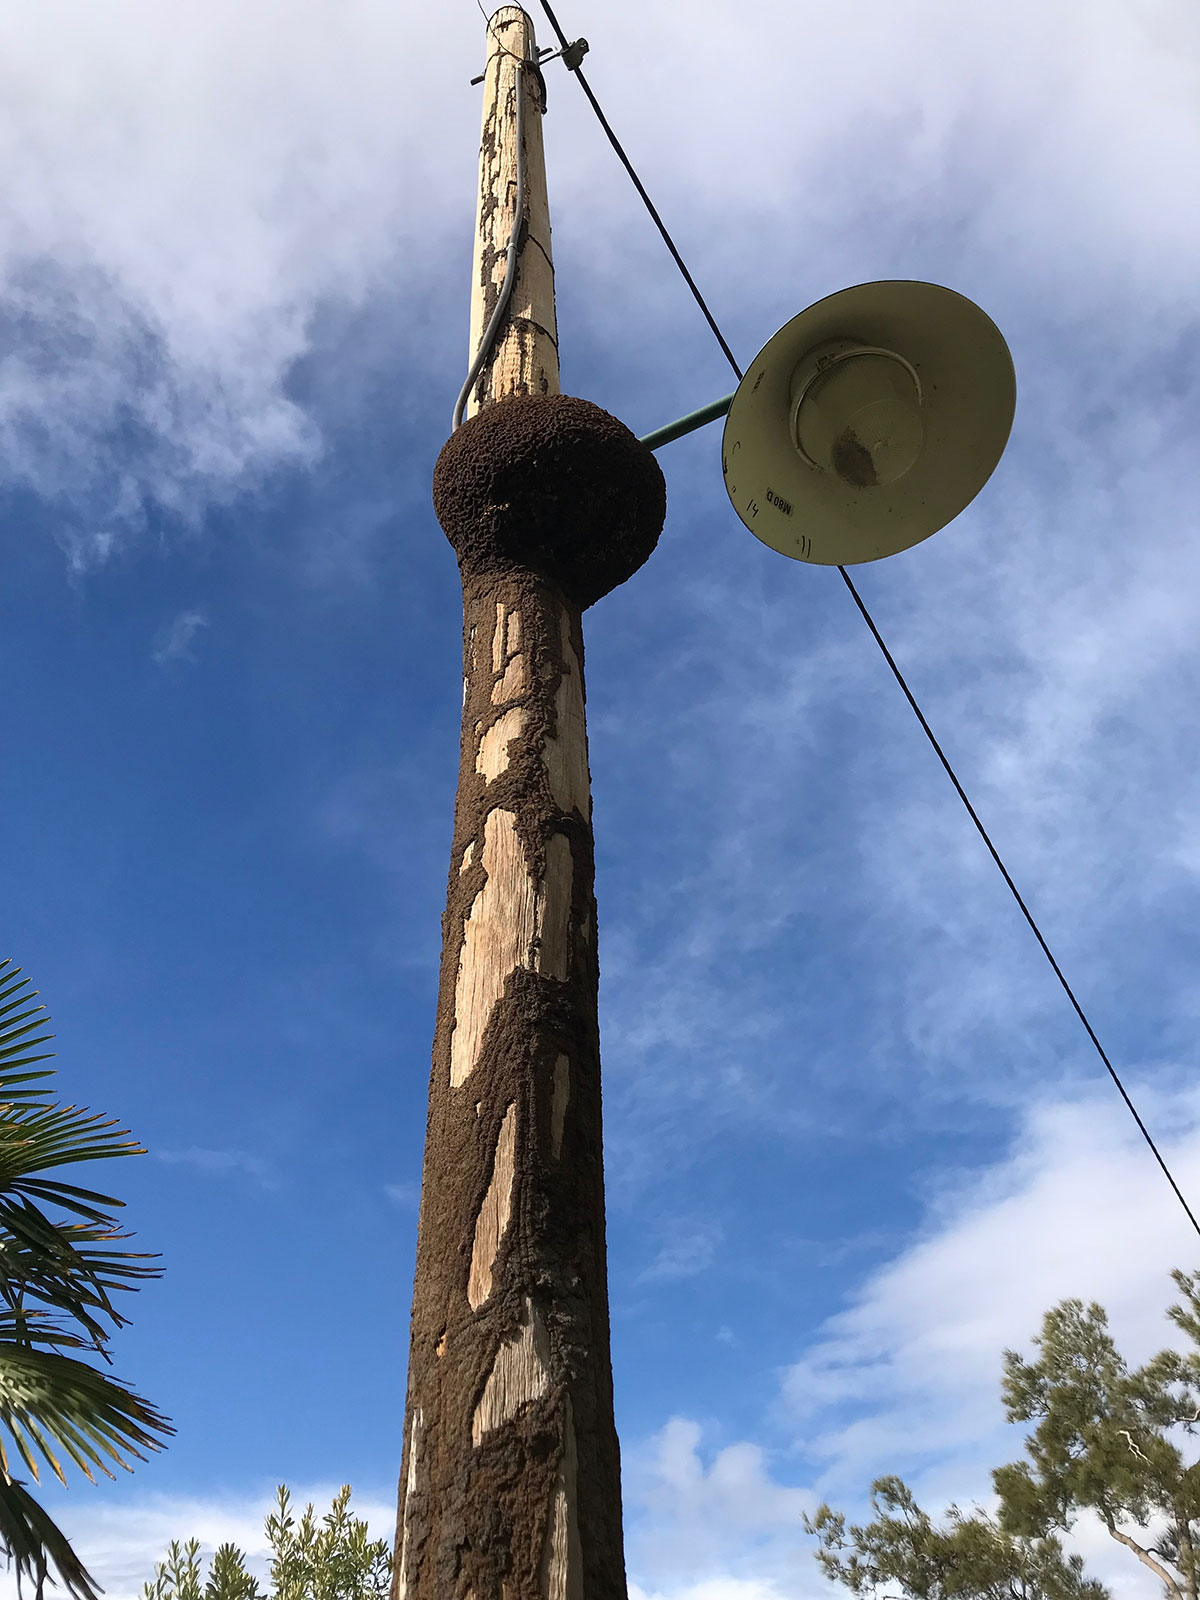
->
[646,279,1016,566]
[393,9,1016,1599]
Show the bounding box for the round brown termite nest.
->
[433,393,667,608]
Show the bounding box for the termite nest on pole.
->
[433,392,667,608]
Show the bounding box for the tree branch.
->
[1117,1429,1149,1464]
[1174,1507,1198,1600]
[1103,1514,1185,1600]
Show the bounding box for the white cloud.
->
[16,1094,1190,1600]
[152,608,208,665]
[645,1418,811,1532]
[627,1417,814,1595]
[631,1582,800,1600]
[0,0,1195,560]
[154,1146,278,1188]
[624,1089,1200,1600]
[7,5,1200,1598]
[598,307,1200,1170]
[639,1221,723,1283]
[0,0,471,558]
[783,1089,1200,1498]
[0,1484,396,1600]
[383,1180,420,1209]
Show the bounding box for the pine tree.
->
[806,1475,1108,1600]
[995,1271,1200,1600]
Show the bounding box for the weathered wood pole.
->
[392,8,665,1600]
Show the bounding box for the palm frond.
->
[0,1305,96,1355]
[0,1102,146,1183]
[0,962,55,1080]
[0,1341,173,1489]
[0,1194,159,1353]
[0,958,170,1592]
[0,964,163,1360]
[0,1469,102,1600]
[0,985,56,1075]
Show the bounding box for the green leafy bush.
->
[143,1485,392,1600]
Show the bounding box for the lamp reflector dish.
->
[722,281,1016,565]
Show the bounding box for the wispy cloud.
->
[623,1091,1200,1600]
[383,1180,420,1209]
[781,1089,1200,1499]
[6,10,1200,1600]
[631,1580,799,1600]
[596,297,1200,1195]
[152,608,208,664]
[638,1221,723,1284]
[154,1146,278,1189]
[1,0,1195,561]
[626,1418,813,1596]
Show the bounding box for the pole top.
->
[484,4,537,31]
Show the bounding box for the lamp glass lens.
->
[794,352,923,487]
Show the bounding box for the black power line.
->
[534,0,743,381]
[534,0,1200,1242]
[837,569,1200,1237]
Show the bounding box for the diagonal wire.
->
[837,567,1200,1238]
[532,0,1200,1241]
[534,0,743,381]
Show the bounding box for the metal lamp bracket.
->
[539,38,589,71]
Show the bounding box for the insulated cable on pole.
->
[453,56,529,431]
[535,0,1200,1241]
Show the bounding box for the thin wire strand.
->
[477,0,528,66]
[837,566,1200,1239]
[534,0,1200,1241]
[534,0,743,380]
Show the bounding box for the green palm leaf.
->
[0,1339,171,1484]
[0,960,163,1348]
[0,1470,103,1600]
[0,958,172,1597]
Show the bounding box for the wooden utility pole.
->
[392,8,664,1599]
[463,8,558,416]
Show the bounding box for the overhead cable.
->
[534,0,744,380]
[534,0,1200,1241]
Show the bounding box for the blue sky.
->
[3,1,1200,1596]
